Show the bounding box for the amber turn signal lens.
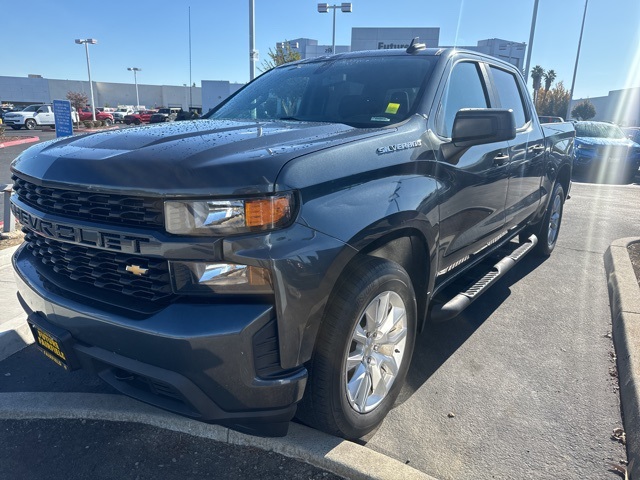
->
[245,197,291,228]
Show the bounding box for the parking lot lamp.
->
[75,38,98,121]
[127,67,142,109]
[317,3,352,55]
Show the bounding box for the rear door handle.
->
[493,153,509,165]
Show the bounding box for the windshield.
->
[205,56,435,128]
[575,122,626,139]
[21,105,40,112]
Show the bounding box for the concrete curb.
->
[0,392,436,480]
[604,237,640,480]
[0,136,39,148]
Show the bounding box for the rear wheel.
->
[522,182,564,256]
[24,119,36,130]
[297,256,416,439]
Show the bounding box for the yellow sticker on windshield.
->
[385,103,400,114]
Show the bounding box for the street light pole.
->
[127,67,142,109]
[317,3,352,55]
[523,0,539,84]
[566,0,589,120]
[75,38,98,121]
[249,0,256,80]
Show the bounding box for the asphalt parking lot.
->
[1,132,639,479]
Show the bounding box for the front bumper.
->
[13,245,307,436]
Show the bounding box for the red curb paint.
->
[0,136,40,148]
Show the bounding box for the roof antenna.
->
[406,37,426,54]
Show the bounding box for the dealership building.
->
[285,28,526,70]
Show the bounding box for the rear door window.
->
[489,66,528,129]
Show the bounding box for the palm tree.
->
[544,70,557,91]
[531,65,545,104]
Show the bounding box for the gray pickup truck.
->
[10,40,574,439]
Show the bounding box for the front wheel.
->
[103,118,113,127]
[297,256,417,439]
[24,119,36,130]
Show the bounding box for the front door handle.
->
[493,153,509,165]
[531,144,545,152]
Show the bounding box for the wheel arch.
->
[556,163,571,200]
[359,228,433,332]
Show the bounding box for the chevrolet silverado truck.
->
[10,42,574,439]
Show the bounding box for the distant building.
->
[281,38,350,59]
[0,75,204,110]
[351,27,440,51]
[277,28,524,70]
[570,87,640,126]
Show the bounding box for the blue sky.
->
[1,0,638,99]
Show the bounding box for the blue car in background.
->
[573,121,640,183]
[623,126,640,145]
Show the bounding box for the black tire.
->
[104,119,113,127]
[24,119,36,130]
[10,125,21,130]
[124,120,131,125]
[134,119,141,125]
[522,183,565,256]
[296,256,417,439]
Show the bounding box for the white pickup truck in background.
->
[3,104,79,130]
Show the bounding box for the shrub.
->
[93,121,102,128]
[83,120,93,128]
[0,124,5,136]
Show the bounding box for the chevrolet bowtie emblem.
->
[126,265,149,276]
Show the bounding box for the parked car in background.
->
[78,108,114,126]
[174,109,200,121]
[1,106,14,120]
[573,121,640,183]
[538,115,564,124]
[149,107,181,123]
[112,106,135,124]
[124,110,157,125]
[623,127,640,145]
[3,104,60,130]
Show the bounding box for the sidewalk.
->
[0,245,32,361]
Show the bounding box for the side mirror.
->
[451,108,516,148]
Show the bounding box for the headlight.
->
[576,144,594,150]
[164,193,294,235]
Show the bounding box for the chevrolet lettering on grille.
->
[11,203,151,254]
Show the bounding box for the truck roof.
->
[287,46,519,73]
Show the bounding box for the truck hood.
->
[12,119,394,196]
[4,112,34,119]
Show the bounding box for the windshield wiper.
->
[277,116,305,121]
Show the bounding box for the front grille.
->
[12,175,164,229]
[24,230,173,302]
